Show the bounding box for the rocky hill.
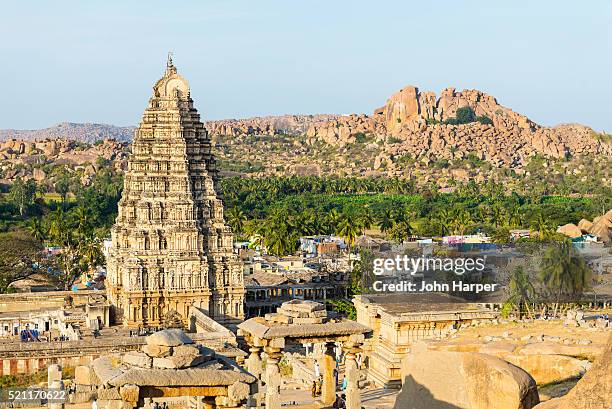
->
[0,122,134,143]
[0,85,609,192]
[205,114,339,138]
[205,86,610,168]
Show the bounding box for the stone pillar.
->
[247,347,262,379]
[247,346,263,408]
[47,364,62,384]
[264,346,283,409]
[321,342,336,406]
[48,380,64,409]
[344,343,362,409]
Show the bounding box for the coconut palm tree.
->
[540,242,592,317]
[336,213,362,254]
[378,208,394,234]
[507,207,522,228]
[358,208,374,231]
[27,218,47,243]
[389,220,414,243]
[226,207,247,236]
[531,213,554,240]
[325,208,342,235]
[507,266,536,318]
[488,205,507,228]
[73,206,92,239]
[436,209,453,236]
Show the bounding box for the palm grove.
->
[0,160,606,315]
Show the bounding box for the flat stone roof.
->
[355,293,497,316]
[238,318,370,340]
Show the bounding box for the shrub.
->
[476,115,493,125]
[455,107,476,124]
[442,107,492,126]
[354,133,367,143]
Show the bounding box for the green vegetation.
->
[0,156,608,294]
[219,175,608,256]
[0,166,122,292]
[426,107,493,126]
[0,367,75,388]
[504,241,595,318]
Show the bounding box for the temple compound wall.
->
[106,58,245,328]
[353,294,499,388]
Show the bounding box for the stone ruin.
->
[265,299,331,325]
[564,309,609,329]
[68,329,256,409]
[238,300,371,409]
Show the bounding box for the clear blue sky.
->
[1,1,611,131]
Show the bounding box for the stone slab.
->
[142,344,172,358]
[122,351,152,368]
[146,329,193,347]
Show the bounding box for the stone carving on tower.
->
[106,56,245,327]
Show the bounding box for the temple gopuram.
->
[106,56,245,328]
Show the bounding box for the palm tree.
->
[389,220,414,243]
[531,213,553,240]
[488,205,506,228]
[507,207,522,228]
[226,207,247,236]
[540,242,592,317]
[507,266,536,318]
[325,208,342,235]
[358,208,374,231]
[73,206,92,239]
[450,208,473,235]
[436,209,452,236]
[48,209,68,245]
[79,236,103,280]
[27,218,47,243]
[336,213,362,254]
[260,209,298,256]
[378,209,394,234]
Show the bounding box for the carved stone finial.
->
[165,52,177,76]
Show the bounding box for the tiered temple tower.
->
[106,57,245,327]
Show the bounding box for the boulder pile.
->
[203,85,611,169]
[70,329,255,409]
[264,300,330,325]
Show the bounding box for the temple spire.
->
[165,51,176,75]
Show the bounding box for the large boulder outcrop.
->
[577,219,593,233]
[394,350,539,409]
[533,334,611,409]
[587,210,611,243]
[504,354,589,386]
[556,224,582,239]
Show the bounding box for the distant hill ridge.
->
[0,122,135,143]
[1,85,609,169]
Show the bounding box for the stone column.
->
[47,364,62,385]
[247,346,263,408]
[247,347,262,379]
[321,342,336,406]
[264,346,282,409]
[343,343,363,409]
[48,380,64,409]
